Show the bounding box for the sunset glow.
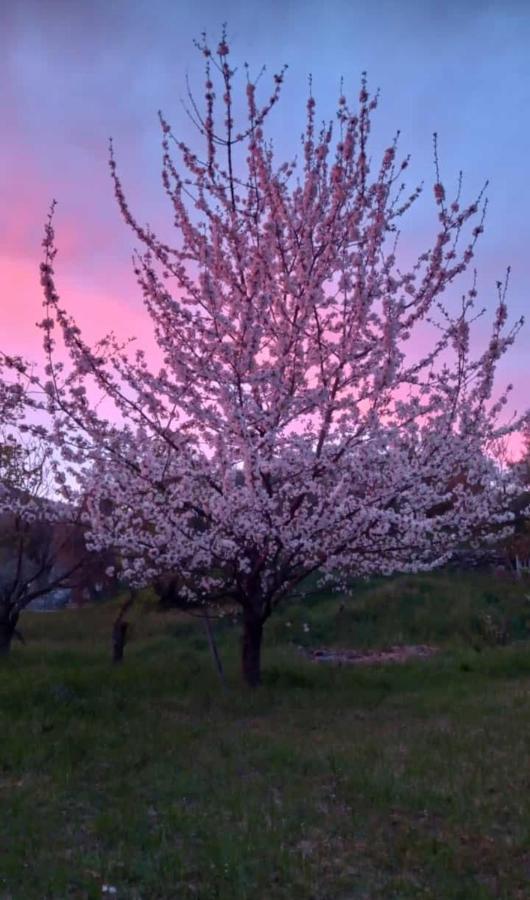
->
[1,0,528,456]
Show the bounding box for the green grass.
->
[1,571,530,898]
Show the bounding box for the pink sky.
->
[1,0,528,459]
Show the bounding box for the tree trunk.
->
[202,610,227,689]
[241,607,264,687]
[111,590,134,663]
[112,620,128,663]
[0,611,17,656]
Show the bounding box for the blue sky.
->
[1,0,528,448]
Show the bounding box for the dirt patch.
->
[304,644,439,666]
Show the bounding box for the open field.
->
[1,572,530,899]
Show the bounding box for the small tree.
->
[0,367,117,652]
[3,32,527,683]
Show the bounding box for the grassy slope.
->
[1,572,530,899]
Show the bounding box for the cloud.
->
[0,252,158,362]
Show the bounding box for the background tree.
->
[0,364,117,652]
[501,424,530,575]
[3,32,527,683]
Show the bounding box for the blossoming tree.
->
[5,33,526,683]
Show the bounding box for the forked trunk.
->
[241,607,264,687]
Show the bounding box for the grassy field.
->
[1,571,530,899]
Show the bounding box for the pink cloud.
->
[0,252,159,364]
